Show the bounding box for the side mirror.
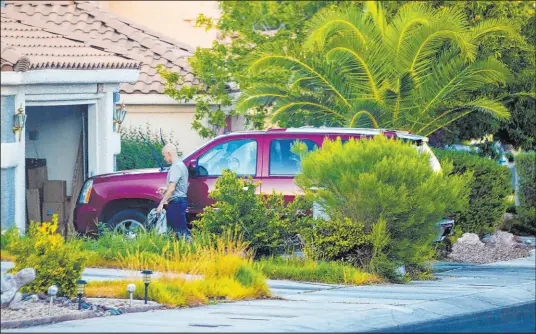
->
[188,159,198,177]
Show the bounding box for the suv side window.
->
[269,139,318,176]
[198,139,257,176]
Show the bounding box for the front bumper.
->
[74,204,100,235]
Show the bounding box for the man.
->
[156,143,190,238]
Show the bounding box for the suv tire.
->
[106,209,147,238]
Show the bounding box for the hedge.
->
[434,149,512,236]
[515,151,536,235]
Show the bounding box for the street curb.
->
[0,305,163,330]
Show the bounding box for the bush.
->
[295,136,470,275]
[434,149,513,235]
[193,170,314,257]
[8,215,87,297]
[116,124,181,171]
[513,152,536,235]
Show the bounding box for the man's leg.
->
[176,198,191,238]
[166,201,180,236]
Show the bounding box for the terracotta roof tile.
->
[3,0,198,94]
[1,10,141,72]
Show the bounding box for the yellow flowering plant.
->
[9,214,87,297]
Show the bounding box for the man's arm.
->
[157,182,175,213]
[161,182,176,205]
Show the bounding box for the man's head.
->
[162,143,178,165]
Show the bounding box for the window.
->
[197,139,257,176]
[270,139,318,176]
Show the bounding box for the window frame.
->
[196,138,259,177]
[268,138,318,177]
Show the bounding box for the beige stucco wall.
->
[97,1,221,48]
[122,104,208,157]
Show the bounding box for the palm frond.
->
[236,86,288,113]
[270,95,347,123]
[304,5,375,51]
[419,56,511,117]
[469,18,522,44]
[249,55,352,108]
[386,1,433,55]
[419,98,510,136]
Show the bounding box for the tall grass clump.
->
[255,257,381,285]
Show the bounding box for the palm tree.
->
[237,2,522,136]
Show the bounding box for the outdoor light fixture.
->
[141,270,153,304]
[114,102,127,132]
[127,283,136,307]
[12,104,27,142]
[76,279,87,310]
[47,285,58,316]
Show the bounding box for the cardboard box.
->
[27,166,48,190]
[26,189,41,224]
[44,180,67,203]
[42,202,65,226]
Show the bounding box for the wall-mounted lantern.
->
[12,104,27,142]
[114,102,128,132]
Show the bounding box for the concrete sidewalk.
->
[2,250,535,332]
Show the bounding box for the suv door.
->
[260,135,319,203]
[187,135,262,215]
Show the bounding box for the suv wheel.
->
[107,209,147,239]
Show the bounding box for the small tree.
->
[295,136,470,275]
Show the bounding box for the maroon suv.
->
[75,127,451,238]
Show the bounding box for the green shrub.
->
[116,124,181,171]
[295,136,470,274]
[193,170,314,257]
[1,226,19,250]
[8,215,87,297]
[513,152,536,235]
[434,149,513,235]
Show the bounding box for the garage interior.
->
[24,104,88,235]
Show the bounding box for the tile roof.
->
[1,12,141,72]
[3,0,199,94]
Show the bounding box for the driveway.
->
[2,250,535,332]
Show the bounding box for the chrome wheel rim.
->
[114,219,146,239]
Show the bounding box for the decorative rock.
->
[81,303,90,310]
[37,293,47,300]
[489,231,517,248]
[448,231,530,264]
[1,268,36,310]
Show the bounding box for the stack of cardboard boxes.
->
[26,159,69,234]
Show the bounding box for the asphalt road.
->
[375,302,536,333]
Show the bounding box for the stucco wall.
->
[1,167,15,229]
[1,96,16,143]
[98,1,221,48]
[25,105,85,196]
[122,104,208,157]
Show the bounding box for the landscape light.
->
[141,270,153,304]
[76,279,87,310]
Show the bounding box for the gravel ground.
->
[1,301,90,322]
[1,297,160,323]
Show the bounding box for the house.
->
[1,2,142,232]
[98,0,222,49]
[3,0,242,157]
